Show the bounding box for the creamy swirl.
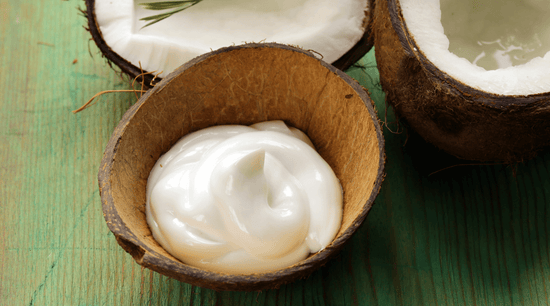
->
[146,120,342,274]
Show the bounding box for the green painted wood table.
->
[2,1,549,305]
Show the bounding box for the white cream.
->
[146,120,342,274]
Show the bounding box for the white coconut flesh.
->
[95,0,368,77]
[400,0,550,96]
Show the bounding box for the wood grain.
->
[1,0,549,305]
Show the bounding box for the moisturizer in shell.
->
[146,121,343,274]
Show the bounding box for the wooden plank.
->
[1,0,550,305]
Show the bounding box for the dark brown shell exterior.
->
[373,0,550,162]
[98,43,385,291]
[84,0,374,87]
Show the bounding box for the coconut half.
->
[85,0,373,85]
[373,0,550,162]
[98,43,385,290]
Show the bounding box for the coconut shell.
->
[373,0,550,162]
[98,43,385,291]
[84,0,374,87]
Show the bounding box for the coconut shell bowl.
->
[98,43,385,291]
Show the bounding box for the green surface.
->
[1,1,549,305]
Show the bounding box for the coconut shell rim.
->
[84,0,375,88]
[98,43,386,291]
[387,0,550,108]
[374,0,550,162]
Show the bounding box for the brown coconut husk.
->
[98,43,385,291]
[83,0,374,88]
[373,0,550,163]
